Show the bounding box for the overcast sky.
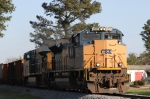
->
[0,0,149,63]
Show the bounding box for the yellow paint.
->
[47,52,52,69]
[97,68,121,70]
[83,40,128,69]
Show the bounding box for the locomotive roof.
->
[36,45,50,53]
[24,45,50,54]
[73,27,124,36]
[48,38,69,54]
[48,38,69,48]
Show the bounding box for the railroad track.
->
[100,93,150,99]
[26,85,150,99]
[122,94,150,99]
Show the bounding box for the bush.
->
[138,80,145,85]
[133,80,145,86]
[133,81,138,85]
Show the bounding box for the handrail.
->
[117,54,127,68]
[84,55,94,80]
[84,56,94,69]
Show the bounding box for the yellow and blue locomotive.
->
[23,26,129,93]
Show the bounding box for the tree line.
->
[0,0,15,37]
[128,19,150,65]
[127,51,150,65]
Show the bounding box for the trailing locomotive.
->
[0,26,129,93]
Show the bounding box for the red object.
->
[2,64,8,79]
[135,72,142,81]
[14,60,23,79]
[7,62,15,79]
[0,64,2,79]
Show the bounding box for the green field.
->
[0,89,42,99]
[127,89,150,96]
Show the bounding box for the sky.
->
[0,0,149,63]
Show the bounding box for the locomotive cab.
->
[23,45,52,86]
[71,27,124,46]
[24,50,37,76]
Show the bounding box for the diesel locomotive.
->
[0,26,129,93]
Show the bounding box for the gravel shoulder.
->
[0,85,129,99]
[0,88,42,99]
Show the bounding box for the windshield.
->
[82,33,100,41]
[105,33,120,40]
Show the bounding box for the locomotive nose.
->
[93,40,127,68]
[84,39,129,93]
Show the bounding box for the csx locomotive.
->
[0,26,129,93]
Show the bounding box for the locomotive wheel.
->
[80,84,85,93]
[59,87,64,91]
[56,86,59,90]
[85,88,90,93]
[24,77,28,86]
[76,85,80,91]
[51,83,55,90]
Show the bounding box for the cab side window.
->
[75,36,79,45]
[24,53,30,60]
[27,54,30,59]
[72,34,80,45]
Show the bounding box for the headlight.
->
[118,63,122,67]
[103,27,106,31]
[100,27,103,31]
[118,41,121,44]
[96,63,100,67]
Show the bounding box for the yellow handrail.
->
[84,56,94,80]
[84,56,94,69]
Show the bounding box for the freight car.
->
[2,64,8,84]
[0,63,2,83]
[0,60,23,85]
[23,26,129,93]
[0,26,130,94]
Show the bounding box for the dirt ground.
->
[129,85,150,90]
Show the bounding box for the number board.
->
[101,49,112,54]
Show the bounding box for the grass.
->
[127,81,150,96]
[127,89,150,96]
[0,89,42,99]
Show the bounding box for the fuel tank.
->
[54,72,74,89]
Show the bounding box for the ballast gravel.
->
[0,85,130,99]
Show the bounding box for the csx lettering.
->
[101,49,112,54]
